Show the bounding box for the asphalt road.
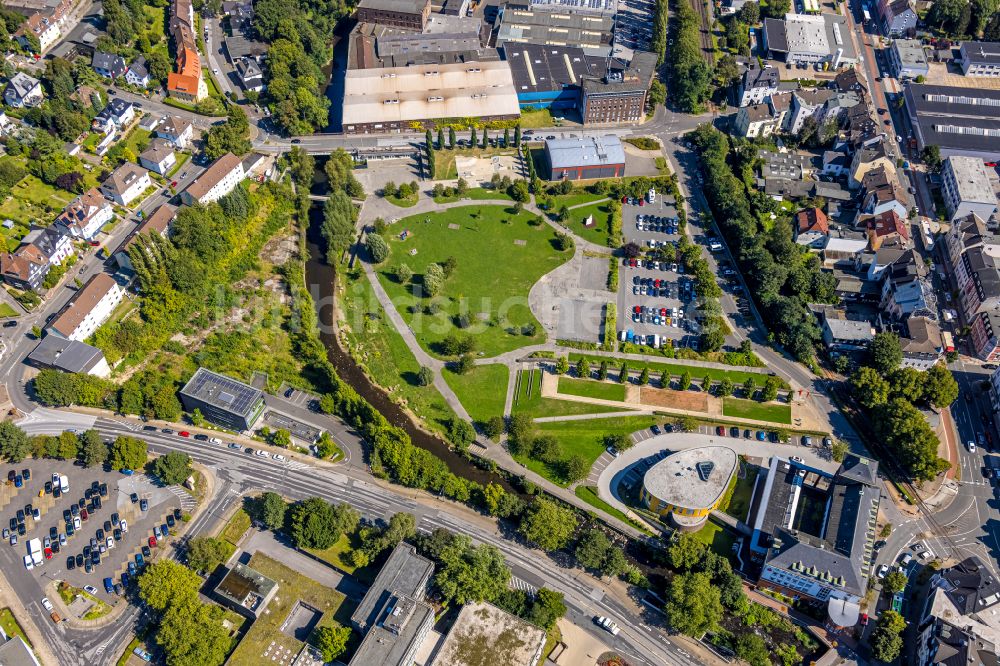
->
[13,413,703,666]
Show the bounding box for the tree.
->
[869,331,903,375]
[395,263,414,284]
[0,421,28,462]
[455,354,475,375]
[203,106,252,160]
[312,625,351,662]
[639,367,650,385]
[137,560,203,612]
[481,128,488,149]
[922,145,942,173]
[519,498,578,552]
[186,537,231,573]
[253,492,288,531]
[852,366,892,409]
[618,363,629,384]
[152,452,192,485]
[576,359,589,378]
[874,398,948,481]
[742,376,756,398]
[574,529,612,570]
[77,429,107,467]
[761,376,781,402]
[647,79,666,109]
[554,356,570,375]
[735,634,770,666]
[664,572,723,637]
[831,440,849,462]
[669,533,707,571]
[870,610,906,662]
[598,361,608,380]
[678,371,691,391]
[366,233,389,263]
[604,432,632,452]
[288,498,358,550]
[924,363,959,408]
[563,455,589,483]
[527,588,567,629]
[738,1,760,23]
[417,366,434,386]
[447,417,475,451]
[882,570,908,594]
[717,378,734,397]
[156,597,231,666]
[448,127,457,149]
[433,536,511,606]
[108,436,147,471]
[484,416,505,441]
[514,125,522,147]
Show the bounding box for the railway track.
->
[689,0,715,65]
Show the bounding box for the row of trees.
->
[925,0,1000,40]
[0,422,152,473]
[321,150,364,262]
[850,332,957,481]
[667,0,712,112]
[689,124,836,361]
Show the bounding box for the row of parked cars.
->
[141,426,288,462]
[635,214,679,235]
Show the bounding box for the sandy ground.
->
[549,618,610,666]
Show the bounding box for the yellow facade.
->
[640,486,715,518]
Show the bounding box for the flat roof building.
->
[504,43,593,109]
[178,367,265,431]
[356,0,431,30]
[543,135,625,181]
[640,446,738,529]
[342,60,520,133]
[960,41,1000,78]
[941,155,999,222]
[821,317,875,350]
[432,601,547,666]
[762,13,858,66]
[904,84,1000,160]
[496,6,614,57]
[26,336,110,377]
[213,563,278,618]
[888,38,928,80]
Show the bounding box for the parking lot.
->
[616,193,702,349]
[0,457,190,610]
[613,0,655,59]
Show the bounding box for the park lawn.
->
[433,187,512,204]
[722,397,792,424]
[219,508,251,546]
[0,608,29,647]
[376,205,570,358]
[340,269,461,435]
[564,201,612,247]
[443,363,508,424]
[515,415,659,486]
[567,353,774,386]
[0,303,18,317]
[550,191,606,209]
[386,191,418,207]
[518,108,554,128]
[512,368,628,419]
[229,553,354,666]
[557,376,626,402]
[690,518,738,560]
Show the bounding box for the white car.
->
[255,449,269,458]
[23,555,33,570]
[209,437,222,444]
[969,440,977,453]
[84,585,98,595]
[272,453,286,462]
[120,519,128,533]
[596,616,620,636]
[790,456,804,464]
[58,533,66,546]
[40,598,53,612]
[106,536,114,550]
[877,564,889,579]
[73,517,81,530]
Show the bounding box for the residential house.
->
[941,155,999,222]
[959,41,1000,78]
[971,310,1000,362]
[0,244,48,291]
[180,153,244,205]
[759,150,814,181]
[100,163,151,207]
[860,166,908,219]
[864,210,909,250]
[156,115,195,149]
[114,204,177,272]
[168,0,208,102]
[15,11,60,53]
[822,150,850,178]
[880,252,935,320]
[235,59,263,92]
[4,73,43,108]
[54,189,114,240]
[92,51,128,79]
[138,139,176,176]
[795,207,830,248]
[899,317,944,370]
[733,103,782,138]
[47,274,125,341]
[126,56,150,87]
[822,317,875,350]
[823,227,870,265]
[24,225,74,267]
[785,88,834,134]
[751,454,880,626]
[863,245,913,282]
[843,103,880,150]
[833,67,865,95]
[915,557,1000,666]
[92,99,135,133]
[876,0,916,36]
[944,214,1000,362]
[738,60,780,107]
[848,141,894,188]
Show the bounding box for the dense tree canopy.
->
[108,436,147,471]
[519,498,578,552]
[668,0,712,112]
[664,572,723,637]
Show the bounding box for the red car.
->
[638,199,645,206]
[171,180,178,188]
[621,196,628,203]
[633,306,641,314]
[87,240,100,247]
[80,508,88,521]
[628,259,637,267]
[860,613,869,626]
[653,279,661,288]
[148,536,157,548]
[660,307,667,317]
[178,431,190,438]
[44,547,52,559]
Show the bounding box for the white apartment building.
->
[46,274,125,342]
[180,153,245,205]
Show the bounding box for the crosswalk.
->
[509,576,537,597]
[285,460,314,472]
[165,485,197,511]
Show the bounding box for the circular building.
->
[640,446,738,530]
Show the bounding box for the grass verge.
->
[575,485,655,535]
[0,608,29,646]
[557,376,626,402]
[722,397,792,424]
[567,353,778,386]
[443,364,508,424]
[512,368,629,419]
[219,508,251,546]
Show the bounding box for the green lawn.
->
[515,415,659,486]
[0,303,18,317]
[219,508,250,545]
[432,187,512,204]
[723,462,757,522]
[166,152,190,178]
[549,191,607,209]
[512,368,627,419]
[564,201,612,247]
[722,397,792,424]
[305,532,377,585]
[557,376,626,402]
[432,146,518,180]
[229,553,354,666]
[0,608,29,647]
[0,175,75,243]
[386,191,418,207]
[443,363,508,424]
[575,485,655,535]
[690,518,738,560]
[118,128,151,159]
[376,205,570,358]
[340,269,461,435]
[567,353,775,386]
[518,108,555,128]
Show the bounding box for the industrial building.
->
[762,13,858,66]
[904,84,1000,160]
[495,5,614,57]
[749,454,880,627]
[580,52,656,124]
[26,337,110,377]
[356,0,432,31]
[178,367,265,431]
[960,41,1000,77]
[341,60,520,133]
[543,135,625,180]
[504,43,592,109]
[213,563,279,618]
[433,602,547,666]
[639,446,737,529]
